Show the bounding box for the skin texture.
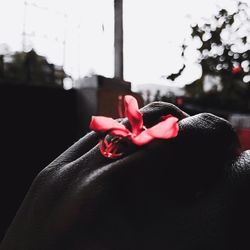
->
[1,102,250,250]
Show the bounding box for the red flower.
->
[89,95,179,158]
[232,66,241,74]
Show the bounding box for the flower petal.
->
[132,115,179,145]
[124,95,143,135]
[147,115,179,139]
[131,130,154,146]
[89,116,130,137]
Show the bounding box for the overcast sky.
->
[0,0,247,88]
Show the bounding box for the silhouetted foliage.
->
[0,49,67,87]
[153,90,161,101]
[184,1,250,112]
[166,64,186,81]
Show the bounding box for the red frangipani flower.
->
[89,95,179,158]
[232,66,241,74]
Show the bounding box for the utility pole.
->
[62,14,67,69]
[22,0,28,51]
[114,0,123,80]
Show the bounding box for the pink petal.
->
[131,115,179,146]
[131,130,154,146]
[110,128,131,137]
[147,115,179,139]
[89,116,130,137]
[124,95,143,135]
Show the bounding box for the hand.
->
[1,102,249,250]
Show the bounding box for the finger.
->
[46,131,100,170]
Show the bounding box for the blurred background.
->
[1,0,250,240]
